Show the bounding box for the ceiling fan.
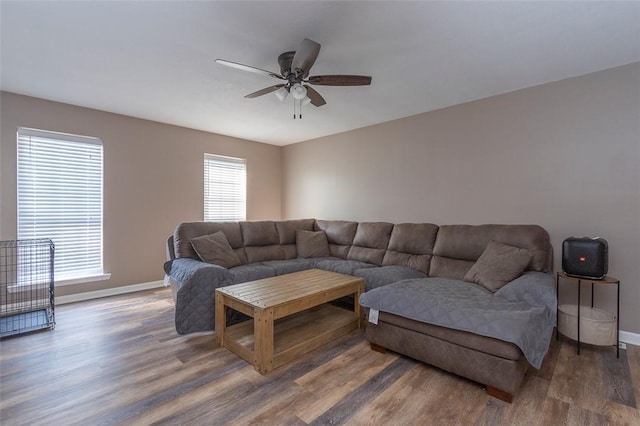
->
[215,38,372,117]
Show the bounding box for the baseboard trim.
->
[620,330,640,346]
[56,280,165,305]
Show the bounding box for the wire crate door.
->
[0,239,55,337]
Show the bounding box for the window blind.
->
[17,128,104,282]
[204,154,246,221]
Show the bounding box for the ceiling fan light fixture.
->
[301,96,312,106]
[291,83,307,100]
[274,86,289,102]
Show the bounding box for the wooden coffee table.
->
[215,268,364,374]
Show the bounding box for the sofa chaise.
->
[164,219,555,401]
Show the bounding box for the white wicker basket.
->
[558,304,616,346]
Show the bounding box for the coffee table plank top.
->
[216,269,363,310]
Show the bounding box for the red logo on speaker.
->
[579,256,586,262]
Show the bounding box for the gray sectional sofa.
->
[164,219,555,401]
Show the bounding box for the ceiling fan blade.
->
[306,75,372,86]
[215,59,284,80]
[291,38,321,78]
[244,84,286,98]
[305,86,327,107]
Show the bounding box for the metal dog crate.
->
[0,239,55,338]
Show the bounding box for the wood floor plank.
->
[566,405,611,425]
[538,396,571,425]
[27,352,246,425]
[602,347,637,408]
[219,380,312,425]
[548,337,608,411]
[627,344,640,408]
[194,330,365,425]
[494,374,561,425]
[473,398,509,426]
[413,371,488,424]
[1,287,638,426]
[126,364,254,425]
[354,358,485,425]
[599,399,640,425]
[347,364,437,425]
[293,340,399,423]
[308,356,416,425]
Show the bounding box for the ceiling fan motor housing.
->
[277,51,295,79]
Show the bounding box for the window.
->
[17,128,106,284]
[204,154,246,221]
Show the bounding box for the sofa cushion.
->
[190,231,241,269]
[296,230,330,258]
[275,219,316,244]
[174,221,245,262]
[229,264,277,283]
[429,257,474,281]
[275,219,316,259]
[244,245,286,263]
[431,224,552,280]
[260,259,316,275]
[353,265,427,291]
[314,259,376,275]
[240,221,279,246]
[347,222,393,266]
[382,223,438,274]
[314,220,358,258]
[464,241,532,292]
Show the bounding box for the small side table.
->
[556,272,620,357]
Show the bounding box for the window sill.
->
[6,273,111,292]
[56,273,111,287]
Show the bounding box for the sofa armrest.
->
[166,235,176,261]
[166,258,234,334]
[166,258,231,284]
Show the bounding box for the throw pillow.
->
[463,240,532,292]
[191,231,241,269]
[296,230,330,258]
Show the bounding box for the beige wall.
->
[0,92,282,296]
[283,63,640,334]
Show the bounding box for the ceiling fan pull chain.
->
[299,99,303,120]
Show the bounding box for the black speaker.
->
[562,237,608,279]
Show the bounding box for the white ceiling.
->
[1,1,639,146]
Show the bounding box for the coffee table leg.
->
[354,282,364,328]
[254,307,274,374]
[215,291,226,347]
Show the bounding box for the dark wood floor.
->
[1,288,638,425]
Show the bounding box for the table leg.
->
[354,282,364,328]
[577,279,581,355]
[556,273,560,341]
[254,307,274,374]
[617,280,620,358]
[215,291,226,347]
